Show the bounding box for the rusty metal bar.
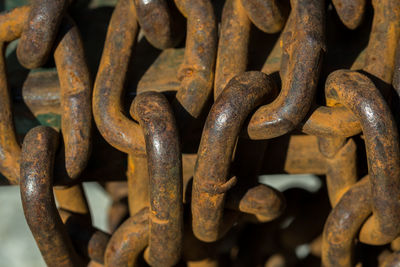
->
[192,71,276,242]
[20,126,83,266]
[131,91,183,266]
[17,0,71,68]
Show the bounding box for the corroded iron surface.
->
[1,0,400,266]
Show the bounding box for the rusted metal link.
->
[105,208,149,267]
[179,143,286,224]
[326,70,400,245]
[301,0,399,141]
[0,6,91,184]
[0,6,29,42]
[174,0,217,118]
[21,126,110,266]
[54,15,92,183]
[392,237,400,252]
[319,137,357,207]
[240,0,286,34]
[298,0,400,138]
[303,7,400,255]
[22,70,62,115]
[214,0,286,99]
[322,177,371,267]
[380,251,400,267]
[246,0,326,140]
[184,157,286,223]
[93,0,145,156]
[20,126,83,267]
[16,70,128,185]
[0,41,22,184]
[127,155,150,218]
[94,0,217,146]
[300,105,361,137]
[332,0,366,30]
[131,91,183,266]
[91,0,153,237]
[0,6,30,184]
[214,0,250,99]
[17,0,72,69]
[362,0,400,85]
[133,0,184,49]
[93,6,216,259]
[394,39,400,96]
[192,71,278,242]
[303,14,400,259]
[225,183,285,223]
[303,4,399,260]
[86,230,110,265]
[98,76,183,265]
[94,6,184,264]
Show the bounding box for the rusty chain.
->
[0,0,400,266]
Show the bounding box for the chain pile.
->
[1,0,400,266]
